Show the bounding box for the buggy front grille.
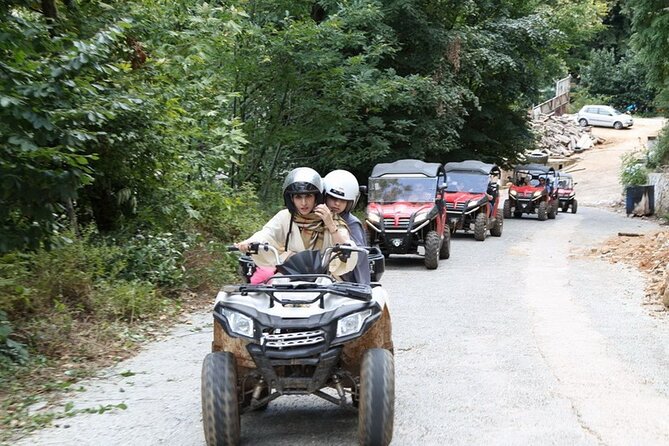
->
[262,329,326,349]
[383,217,410,229]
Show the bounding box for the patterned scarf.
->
[292,212,326,251]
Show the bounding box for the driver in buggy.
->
[235,167,358,281]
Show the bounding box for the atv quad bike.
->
[443,160,503,241]
[556,172,578,214]
[365,159,450,269]
[503,164,558,221]
[202,243,394,446]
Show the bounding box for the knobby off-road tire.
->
[424,230,440,269]
[571,199,578,214]
[202,352,240,446]
[503,199,512,219]
[547,201,557,219]
[537,201,548,221]
[358,348,395,446]
[490,209,503,237]
[561,203,569,213]
[473,212,487,241]
[439,228,451,259]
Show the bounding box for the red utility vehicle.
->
[503,164,558,221]
[443,161,503,241]
[556,172,578,213]
[366,159,450,269]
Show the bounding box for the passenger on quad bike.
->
[365,159,450,269]
[323,169,372,284]
[443,160,503,241]
[202,243,395,446]
[503,164,559,221]
[235,167,358,280]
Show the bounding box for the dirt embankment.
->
[571,117,669,309]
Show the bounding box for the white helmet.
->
[323,170,360,213]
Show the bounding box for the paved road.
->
[15,205,669,446]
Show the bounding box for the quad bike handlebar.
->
[228,242,364,271]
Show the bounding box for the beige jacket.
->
[246,209,357,277]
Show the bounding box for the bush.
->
[117,232,192,291]
[93,280,169,323]
[620,152,649,186]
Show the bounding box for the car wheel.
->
[358,349,395,446]
[490,209,503,237]
[578,118,588,127]
[571,199,578,214]
[439,229,450,259]
[503,199,512,219]
[473,212,487,241]
[548,201,557,219]
[424,230,440,269]
[537,201,548,221]
[201,352,240,446]
[613,121,623,130]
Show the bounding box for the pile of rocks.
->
[527,114,604,160]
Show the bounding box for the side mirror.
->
[437,184,447,192]
[359,185,368,195]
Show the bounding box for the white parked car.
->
[576,105,633,129]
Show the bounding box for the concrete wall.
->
[648,172,669,216]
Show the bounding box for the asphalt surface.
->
[14,205,669,446]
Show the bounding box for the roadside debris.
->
[591,230,669,309]
[527,114,604,160]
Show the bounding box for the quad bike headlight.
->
[336,309,372,338]
[467,200,481,208]
[532,190,542,198]
[509,189,517,196]
[221,308,254,338]
[367,213,381,223]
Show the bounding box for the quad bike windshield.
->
[445,172,489,193]
[368,177,439,203]
[276,250,325,276]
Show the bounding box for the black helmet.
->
[282,167,324,213]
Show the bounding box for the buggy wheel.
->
[514,210,523,218]
[201,352,240,446]
[439,229,450,259]
[358,349,395,446]
[503,199,512,219]
[561,203,569,212]
[473,212,487,241]
[424,230,440,269]
[537,201,548,221]
[548,201,557,219]
[490,209,503,237]
[571,199,578,214]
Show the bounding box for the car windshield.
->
[444,172,489,193]
[368,177,438,203]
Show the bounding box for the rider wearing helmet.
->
[323,169,371,284]
[235,167,357,278]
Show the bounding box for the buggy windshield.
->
[557,177,574,189]
[514,170,550,187]
[368,177,438,203]
[445,172,489,193]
